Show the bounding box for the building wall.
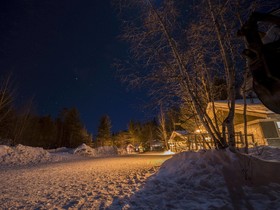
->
[235,121,267,146]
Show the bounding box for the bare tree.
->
[0,74,14,126]
[114,0,276,150]
[0,74,16,143]
[11,98,33,145]
[157,106,169,150]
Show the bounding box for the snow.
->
[73,143,98,157]
[248,146,280,161]
[97,145,118,156]
[0,152,169,209]
[0,144,280,209]
[0,144,53,166]
[117,148,280,210]
[72,144,118,157]
[0,144,120,166]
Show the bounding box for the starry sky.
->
[0,0,151,134]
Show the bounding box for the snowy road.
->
[0,154,171,209]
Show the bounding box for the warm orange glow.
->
[195,129,201,133]
[163,150,175,155]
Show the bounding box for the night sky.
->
[0,0,151,134]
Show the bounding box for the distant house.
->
[168,130,212,152]
[169,131,188,152]
[206,99,280,147]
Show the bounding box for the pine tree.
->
[96,115,112,147]
[127,120,141,146]
[113,130,130,148]
[57,108,91,148]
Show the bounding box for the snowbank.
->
[249,146,280,161]
[48,147,71,153]
[0,144,120,166]
[0,145,13,157]
[73,143,97,156]
[73,144,118,157]
[122,148,280,209]
[0,144,52,166]
[117,147,128,155]
[97,146,118,156]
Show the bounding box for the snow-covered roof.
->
[207,98,276,118]
[173,130,188,135]
[169,130,189,140]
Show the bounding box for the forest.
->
[0,74,202,150]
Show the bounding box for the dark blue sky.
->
[0,0,152,134]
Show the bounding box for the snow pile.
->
[117,147,128,155]
[73,143,97,157]
[249,146,280,161]
[73,144,118,157]
[97,146,118,156]
[0,144,122,166]
[48,147,71,153]
[0,144,52,166]
[120,148,280,209]
[0,145,14,158]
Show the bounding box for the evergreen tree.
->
[19,115,57,148]
[127,120,141,146]
[113,130,130,148]
[127,120,158,150]
[57,108,92,148]
[96,115,112,147]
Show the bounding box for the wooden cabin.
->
[206,99,280,147]
[168,130,212,152]
[169,99,280,152]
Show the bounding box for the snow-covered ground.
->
[0,144,280,209]
[0,144,171,209]
[118,147,280,210]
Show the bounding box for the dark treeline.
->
[113,120,159,151]
[0,76,191,150]
[0,106,92,149]
[0,75,92,148]
[90,106,184,150]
